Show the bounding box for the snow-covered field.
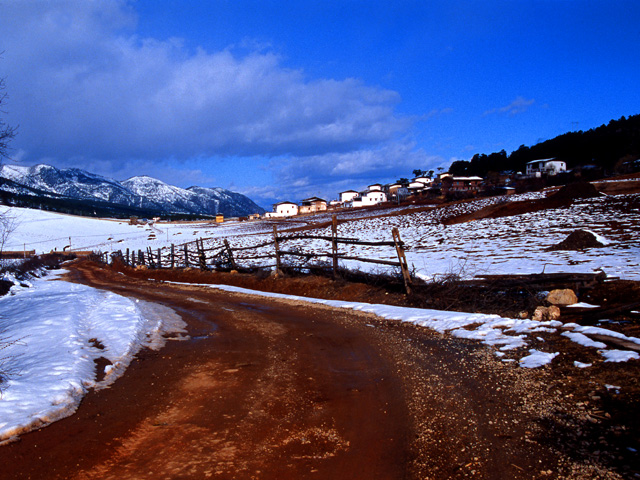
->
[3,189,639,281]
[0,271,186,444]
[0,206,228,254]
[1,189,639,442]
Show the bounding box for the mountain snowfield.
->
[0,164,265,217]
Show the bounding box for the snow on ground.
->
[200,191,640,281]
[0,206,227,254]
[0,270,186,443]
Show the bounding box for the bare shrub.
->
[0,210,19,264]
[1,253,66,279]
[0,330,24,394]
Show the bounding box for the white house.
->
[347,190,388,208]
[412,176,433,185]
[265,201,299,218]
[340,190,359,203]
[367,183,383,192]
[526,158,567,177]
[408,180,428,194]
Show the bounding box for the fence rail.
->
[104,215,413,293]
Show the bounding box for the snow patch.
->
[519,350,559,368]
[561,331,608,349]
[601,350,640,363]
[573,361,592,368]
[0,271,185,441]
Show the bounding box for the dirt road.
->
[0,262,609,479]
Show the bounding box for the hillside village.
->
[264,157,566,218]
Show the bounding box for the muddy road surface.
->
[0,261,604,479]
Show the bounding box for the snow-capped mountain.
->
[122,177,266,217]
[122,176,201,213]
[1,164,157,208]
[186,186,268,217]
[0,164,265,217]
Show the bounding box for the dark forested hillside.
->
[450,114,640,177]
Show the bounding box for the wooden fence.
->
[105,216,413,293]
[0,250,36,259]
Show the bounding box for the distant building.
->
[265,201,299,218]
[215,214,224,223]
[387,183,410,199]
[408,179,429,195]
[526,158,567,177]
[449,176,483,192]
[412,176,433,186]
[299,197,328,214]
[340,190,359,203]
[347,190,388,208]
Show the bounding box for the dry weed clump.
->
[0,331,25,394]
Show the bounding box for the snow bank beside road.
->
[0,271,185,443]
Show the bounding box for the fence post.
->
[125,248,130,266]
[139,249,145,266]
[223,239,237,271]
[198,239,206,270]
[331,214,339,278]
[157,248,162,268]
[392,227,412,295]
[171,244,175,269]
[184,243,189,268]
[273,225,282,274]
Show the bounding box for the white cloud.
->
[266,141,443,202]
[483,96,535,116]
[0,1,412,164]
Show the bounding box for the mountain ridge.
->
[0,164,265,217]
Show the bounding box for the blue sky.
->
[1,1,639,208]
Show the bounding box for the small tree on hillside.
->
[0,67,18,267]
[0,75,17,162]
